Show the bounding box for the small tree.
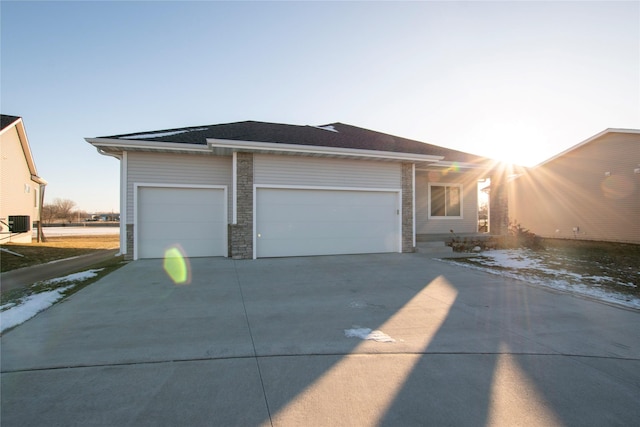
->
[43,198,77,223]
[505,220,542,249]
[41,204,58,224]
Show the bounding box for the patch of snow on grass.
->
[0,268,105,333]
[345,327,395,343]
[440,249,640,310]
[46,269,103,284]
[1,286,73,333]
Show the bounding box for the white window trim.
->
[428,183,464,219]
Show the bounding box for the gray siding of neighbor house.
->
[508,132,640,244]
[125,152,232,225]
[254,154,401,188]
[415,170,479,235]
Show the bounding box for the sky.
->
[2,0,638,213]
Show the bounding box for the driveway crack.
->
[233,260,274,427]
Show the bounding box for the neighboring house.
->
[0,115,47,243]
[87,121,501,260]
[508,129,640,244]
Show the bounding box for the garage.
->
[137,186,227,259]
[256,187,400,258]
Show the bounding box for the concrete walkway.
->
[1,249,120,292]
[1,253,639,426]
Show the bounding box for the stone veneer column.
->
[125,224,134,261]
[401,162,414,253]
[230,152,254,259]
[490,171,509,236]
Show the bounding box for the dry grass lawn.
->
[1,235,120,272]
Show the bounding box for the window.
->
[429,184,462,218]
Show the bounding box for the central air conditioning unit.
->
[8,215,31,233]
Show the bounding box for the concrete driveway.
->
[2,253,639,426]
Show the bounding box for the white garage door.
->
[256,188,400,258]
[137,187,226,259]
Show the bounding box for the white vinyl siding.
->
[415,171,479,234]
[126,152,232,224]
[254,154,401,188]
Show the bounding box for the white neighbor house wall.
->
[0,122,42,243]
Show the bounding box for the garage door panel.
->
[257,188,399,258]
[261,220,393,239]
[138,187,226,259]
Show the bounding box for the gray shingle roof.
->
[102,120,486,163]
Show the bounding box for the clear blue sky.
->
[2,1,638,213]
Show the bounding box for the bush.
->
[447,220,542,252]
[502,221,543,249]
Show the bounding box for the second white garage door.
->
[137,186,227,259]
[256,188,400,258]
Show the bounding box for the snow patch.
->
[439,249,640,310]
[313,125,339,133]
[345,327,395,343]
[1,286,73,333]
[0,269,105,333]
[121,127,208,139]
[46,269,103,284]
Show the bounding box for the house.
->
[0,115,47,243]
[507,129,640,244]
[87,121,502,260]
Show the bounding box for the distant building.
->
[0,115,47,243]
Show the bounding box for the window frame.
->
[428,183,463,219]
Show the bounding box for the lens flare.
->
[601,175,635,199]
[163,246,191,285]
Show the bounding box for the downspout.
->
[97,148,125,254]
[29,175,48,242]
[38,181,47,242]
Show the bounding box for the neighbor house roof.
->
[1,114,21,131]
[89,120,492,169]
[535,128,640,168]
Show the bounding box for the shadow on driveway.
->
[2,253,639,426]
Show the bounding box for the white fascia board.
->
[206,138,444,163]
[85,137,210,153]
[0,117,21,136]
[418,160,491,170]
[11,118,41,178]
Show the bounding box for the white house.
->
[1,115,47,243]
[87,121,500,260]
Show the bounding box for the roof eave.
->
[85,137,211,154]
[5,117,42,178]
